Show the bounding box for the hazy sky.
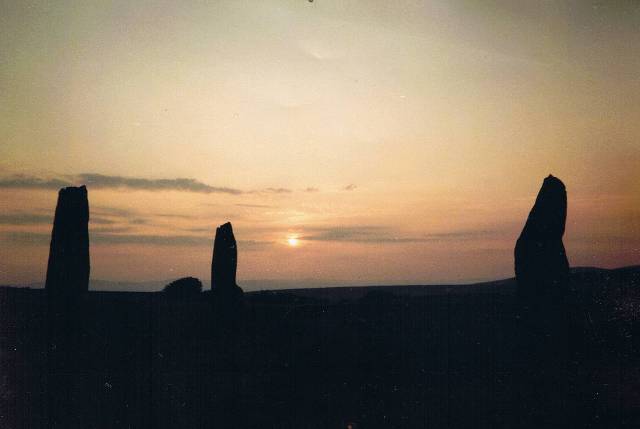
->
[1,0,639,289]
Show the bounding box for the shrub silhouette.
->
[162,277,203,299]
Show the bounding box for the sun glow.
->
[287,237,299,247]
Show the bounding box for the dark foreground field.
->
[1,267,639,428]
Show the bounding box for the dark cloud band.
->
[0,173,311,196]
[1,230,270,250]
[0,173,243,194]
[300,226,504,243]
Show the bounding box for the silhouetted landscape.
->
[4,2,640,427]
[0,176,638,428]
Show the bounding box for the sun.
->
[287,237,299,247]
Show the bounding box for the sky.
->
[1,0,639,290]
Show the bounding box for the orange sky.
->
[1,1,639,289]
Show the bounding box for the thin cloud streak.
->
[0,231,50,245]
[299,226,507,244]
[94,234,272,250]
[235,203,275,208]
[0,176,71,190]
[78,173,243,194]
[0,173,242,194]
[93,206,136,217]
[262,187,293,194]
[0,173,308,196]
[0,213,52,225]
[0,230,271,250]
[0,212,119,226]
[90,226,133,234]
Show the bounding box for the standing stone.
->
[514,177,572,428]
[210,221,243,338]
[211,222,243,296]
[514,175,569,300]
[45,186,90,295]
[44,186,90,428]
[211,222,238,291]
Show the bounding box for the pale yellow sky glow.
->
[1,1,639,289]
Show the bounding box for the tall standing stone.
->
[44,186,90,428]
[45,186,90,295]
[514,175,569,300]
[211,222,238,292]
[211,222,243,330]
[514,177,572,428]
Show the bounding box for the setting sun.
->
[287,237,299,247]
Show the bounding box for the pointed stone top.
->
[212,221,238,291]
[528,175,567,238]
[543,174,565,188]
[514,175,569,297]
[217,222,233,234]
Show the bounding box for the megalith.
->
[515,175,569,300]
[45,185,90,296]
[211,222,243,299]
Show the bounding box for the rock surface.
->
[45,186,90,295]
[514,175,569,299]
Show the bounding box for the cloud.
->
[262,187,293,194]
[0,175,72,190]
[0,212,119,226]
[235,203,274,208]
[154,213,194,219]
[0,213,52,225]
[92,206,136,217]
[0,231,50,245]
[90,226,133,234]
[0,173,243,195]
[183,226,213,233]
[301,226,388,242]
[300,225,435,243]
[0,173,317,197]
[92,233,271,250]
[77,173,243,194]
[92,206,152,225]
[91,233,212,246]
[128,218,149,225]
[343,184,357,191]
[0,230,272,250]
[0,173,316,198]
[237,239,274,250]
[0,205,147,227]
[300,226,503,244]
[91,217,118,225]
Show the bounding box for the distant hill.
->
[3,265,637,300]
[245,265,640,302]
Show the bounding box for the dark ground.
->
[1,266,639,428]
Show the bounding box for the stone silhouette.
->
[163,276,202,298]
[514,176,571,428]
[211,222,237,290]
[211,222,243,298]
[515,175,569,299]
[45,185,90,296]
